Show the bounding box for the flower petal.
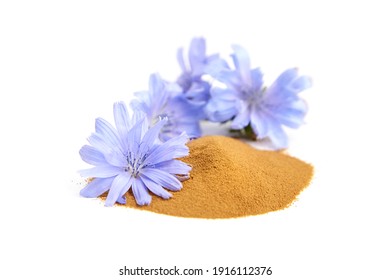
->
[138,117,168,156]
[251,68,264,92]
[131,178,152,206]
[204,57,229,77]
[290,75,312,92]
[206,98,237,122]
[105,173,132,207]
[189,37,206,76]
[176,47,187,72]
[116,196,126,204]
[79,165,123,178]
[113,102,131,143]
[140,168,183,191]
[189,37,206,62]
[149,73,165,98]
[153,159,191,175]
[87,133,126,167]
[271,99,308,128]
[132,91,150,108]
[231,102,250,129]
[80,177,114,198]
[104,149,127,167]
[95,118,123,150]
[87,132,114,155]
[266,116,288,149]
[231,44,251,86]
[140,176,172,199]
[142,132,189,166]
[127,116,147,160]
[147,73,171,117]
[210,87,237,101]
[213,70,241,89]
[275,68,298,86]
[250,110,268,139]
[175,122,201,139]
[185,81,210,103]
[170,94,205,118]
[79,145,107,166]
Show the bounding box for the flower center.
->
[125,152,148,178]
[241,86,265,106]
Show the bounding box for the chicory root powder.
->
[116,135,313,218]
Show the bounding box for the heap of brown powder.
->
[117,135,313,218]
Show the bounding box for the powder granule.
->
[119,135,313,218]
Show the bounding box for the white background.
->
[1,1,389,279]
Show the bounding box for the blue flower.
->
[206,45,312,149]
[131,73,204,141]
[177,37,227,103]
[79,101,191,206]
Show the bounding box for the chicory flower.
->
[177,37,227,103]
[79,102,191,206]
[206,45,311,149]
[131,73,203,141]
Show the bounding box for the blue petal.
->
[213,70,241,89]
[263,69,307,105]
[153,160,191,175]
[88,133,126,167]
[159,129,189,147]
[206,98,237,122]
[206,53,220,62]
[140,176,172,199]
[88,132,115,155]
[175,122,201,139]
[79,145,107,166]
[189,38,206,62]
[104,149,127,167]
[165,82,183,97]
[149,74,171,115]
[185,81,210,103]
[131,95,152,124]
[231,102,250,129]
[95,117,123,152]
[250,110,268,139]
[116,196,126,204]
[170,94,205,117]
[135,74,173,122]
[105,172,132,207]
[131,178,152,206]
[231,44,251,86]
[113,102,132,144]
[132,91,151,108]
[210,87,237,101]
[204,57,230,77]
[165,95,204,136]
[127,116,147,160]
[176,47,187,72]
[80,177,114,198]
[138,117,168,156]
[142,132,189,166]
[251,68,264,92]
[177,72,192,92]
[275,68,298,86]
[265,115,288,149]
[149,73,166,99]
[291,75,312,92]
[140,168,183,191]
[271,99,308,128]
[252,109,288,149]
[189,37,206,76]
[79,165,123,178]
